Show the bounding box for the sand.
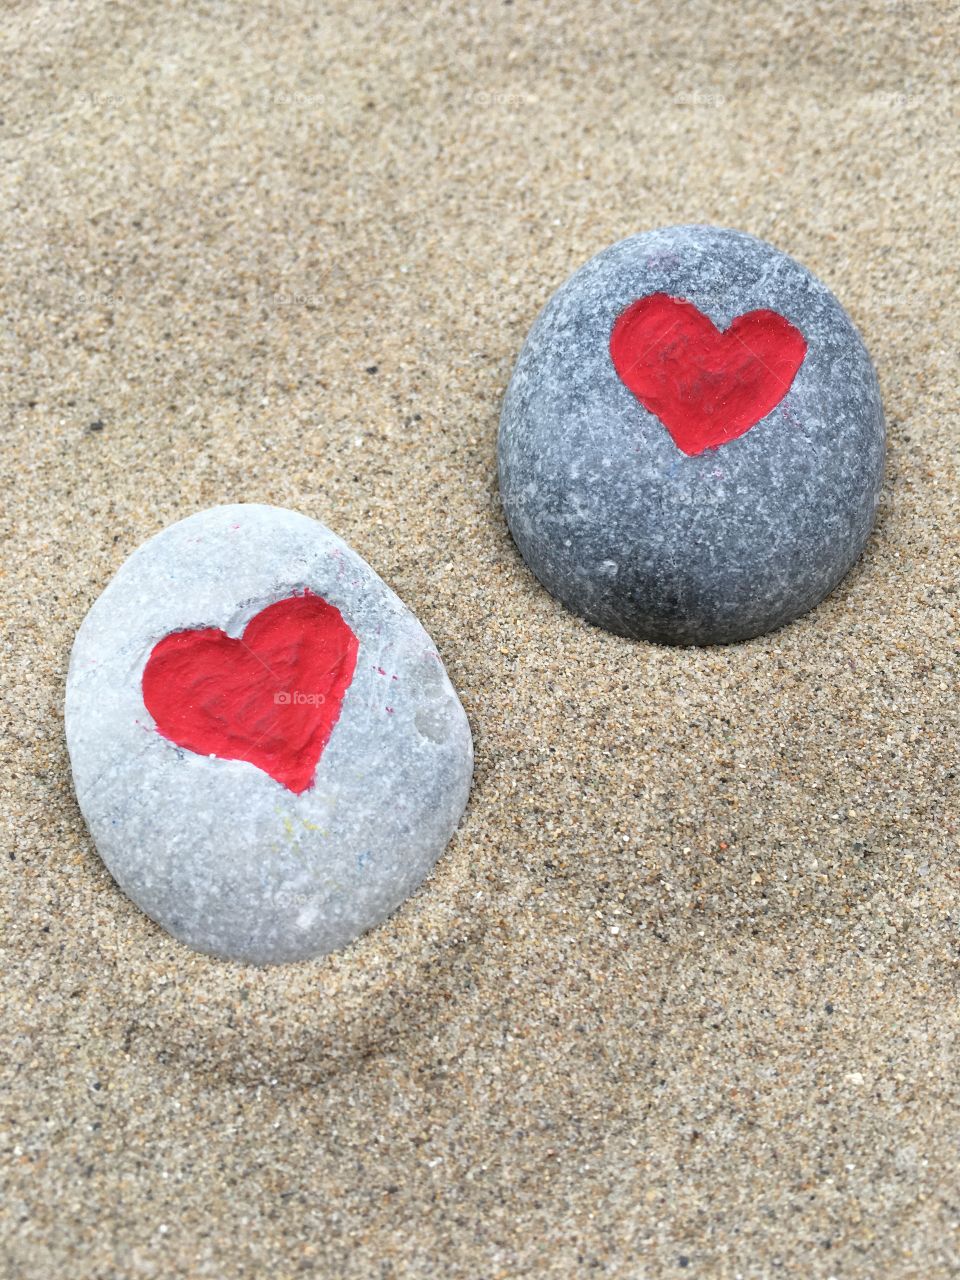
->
[1,1,958,1276]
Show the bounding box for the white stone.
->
[65,504,473,964]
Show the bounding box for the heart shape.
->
[609,292,807,456]
[142,590,359,794]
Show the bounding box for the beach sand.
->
[1,1,958,1275]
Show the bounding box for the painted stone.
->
[65,504,473,964]
[498,225,885,644]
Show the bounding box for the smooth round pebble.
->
[65,504,473,964]
[498,225,885,644]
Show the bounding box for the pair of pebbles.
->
[65,226,885,964]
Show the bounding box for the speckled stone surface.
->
[65,504,474,964]
[499,225,885,644]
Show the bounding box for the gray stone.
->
[65,504,473,964]
[498,225,885,644]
